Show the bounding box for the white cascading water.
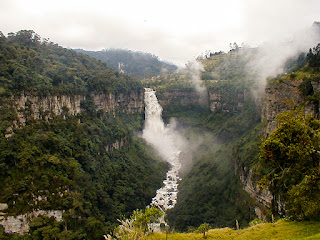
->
[142,88,182,212]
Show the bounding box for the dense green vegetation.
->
[0,30,168,239]
[149,220,320,240]
[0,30,141,96]
[112,206,164,239]
[0,103,168,239]
[160,49,262,231]
[259,110,320,219]
[307,43,320,69]
[166,100,260,231]
[1,28,320,239]
[249,42,320,220]
[75,48,177,79]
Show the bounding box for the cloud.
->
[242,0,320,45]
[186,61,208,106]
[0,0,319,65]
[244,24,320,93]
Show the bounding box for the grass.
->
[148,220,320,240]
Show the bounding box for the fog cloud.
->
[186,61,208,106]
[245,24,320,92]
[0,0,319,66]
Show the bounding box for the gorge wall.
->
[12,91,144,123]
[262,79,313,136]
[208,88,246,113]
[156,88,246,113]
[238,76,320,220]
[0,90,143,234]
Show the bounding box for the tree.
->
[114,207,164,239]
[259,110,320,218]
[307,43,320,68]
[286,171,320,219]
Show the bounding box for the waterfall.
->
[143,88,165,135]
[142,88,182,212]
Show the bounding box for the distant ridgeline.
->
[1,28,320,239]
[74,48,178,78]
[0,30,168,238]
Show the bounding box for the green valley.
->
[1,28,320,240]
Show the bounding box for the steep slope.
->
[235,42,320,220]
[152,50,262,231]
[75,48,177,78]
[0,30,168,238]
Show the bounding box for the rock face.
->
[12,91,144,123]
[0,90,143,234]
[105,137,129,152]
[239,169,272,208]
[237,168,272,221]
[157,88,246,113]
[262,79,314,136]
[0,203,63,234]
[14,94,84,123]
[157,90,200,109]
[236,78,319,220]
[208,89,246,113]
[92,91,144,115]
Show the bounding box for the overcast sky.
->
[1,0,319,65]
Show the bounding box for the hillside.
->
[149,220,320,240]
[74,48,177,78]
[232,43,320,223]
[0,30,168,239]
[1,29,320,240]
[164,50,261,231]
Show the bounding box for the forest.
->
[0,30,168,239]
[1,29,320,239]
[74,48,177,79]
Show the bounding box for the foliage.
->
[233,124,262,169]
[75,48,177,79]
[307,43,320,69]
[167,142,255,231]
[259,110,320,218]
[131,207,164,233]
[148,220,320,240]
[0,31,169,238]
[286,170,320,220]
[193,223,210,234]
[166,102,260,231]
[159,51,262,231]
[0,30,142,96]
[284,52,306,73]
[248,218,263,227]
[113,207,163,240]
[0,109,167,239]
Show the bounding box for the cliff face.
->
[208,89,246,113]
[237,167,272,221]
[157,90,200,109]
[0,203,63,234]
[0,91,143,234]
[12,91,144,123]
[92,91,144,115]
[238,77,319,220]
[262,79,314,136]
[156,88,246,113]
[13,94,84,123]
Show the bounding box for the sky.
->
[1,0,319,65]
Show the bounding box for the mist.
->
[142,88,186,161]
[186,61,209,106]
[141,88,211,174]
[245,23,320,91]
[3,0,319,66]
